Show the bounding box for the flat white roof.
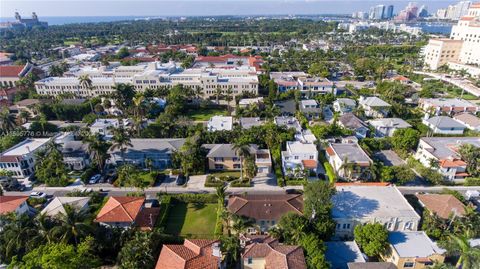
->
[332,185,420,220]
[2,138,50,156]
[389,231,445,258]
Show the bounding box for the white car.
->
[29,191,47,199]
[89,174,101,184]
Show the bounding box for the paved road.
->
[414,71,480,97]
[4,184,479,198]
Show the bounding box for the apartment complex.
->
[415,137,480,181]
[0,138,51,178]
[35,61,259,98]
[424,3,480,75]
[332,184,420,238]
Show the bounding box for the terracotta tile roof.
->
[0,196,28,214]
[155,239,220,269]
[0,155,22,163]
[0,65,24,78]
[227,194,303,221]
[416,194,466,219]
[326,146,335,156]
[392,75,410,82]
[301,159,317,169]
[266,245,306,269]
[95,196,144,223]
[439,159,467,168]
[242,236,307,269]
[135,207,160,231]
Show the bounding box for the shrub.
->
[214,201,224,238]
[230,178,252,187]
[323,162,336,183]
[204,175,224,188]
[465,177,480,186]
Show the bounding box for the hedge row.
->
[465,177,480,186]
[214,200,224,238]
[156,196,172,228]
[230,179,252,187]
[285,179,306,186]
[323,162,336,183]
[160,193,218,204]
[205,175,225,188]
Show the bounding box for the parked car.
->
[29,192,47,199]
[89,174,102,184]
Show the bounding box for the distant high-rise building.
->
[385,5,395,19]
[436,1,472,20]
[417,5,429,17]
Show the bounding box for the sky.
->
[0,0,458,18]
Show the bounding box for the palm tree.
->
[231,215,255,235]
[109,127,133,164]
[215,184,227,204]
[225,87,233,113]
[51,205,91,245]
[0,108,16,131]
[31,213,54,245]
[232,142,251,180]
[78,74,94,113]
[447,235,480,269]
[83,134,110,172]
[214,86,223,104]
[145,157,153,172]
[18,110,30,124]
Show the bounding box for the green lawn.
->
[185,108,227,121]
[164,202,218,239]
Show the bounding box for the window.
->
[403,262,414,268]
[213,157,224,162]
[387,222,393,230]
[233,164,241,169]
[247,257,253,264]
[215,164,223,170]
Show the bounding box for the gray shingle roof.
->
[359,96,391,107]
[339,113,368,129]
[426,116,466,129]
[203,144,259,158]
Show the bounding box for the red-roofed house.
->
[155,239,222,269]
[0,196,30,215]
[241,234,307,269]
[0,63,33,88]
[94,196,157,229]
[228,194,303,233]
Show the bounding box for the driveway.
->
[251,174,278,189]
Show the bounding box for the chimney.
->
[212,242,221,258]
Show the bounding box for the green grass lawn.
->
[185,107,227,121]
[165,202,218,239]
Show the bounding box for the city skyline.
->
[1,0,458,18]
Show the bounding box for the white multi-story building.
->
[35,62,259,99]
[281,141,318,176]
[415,137,480,181]
[332,184,420,238]
[0,138,51,178]
[424,3,480,75]
[423,39,464,70]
